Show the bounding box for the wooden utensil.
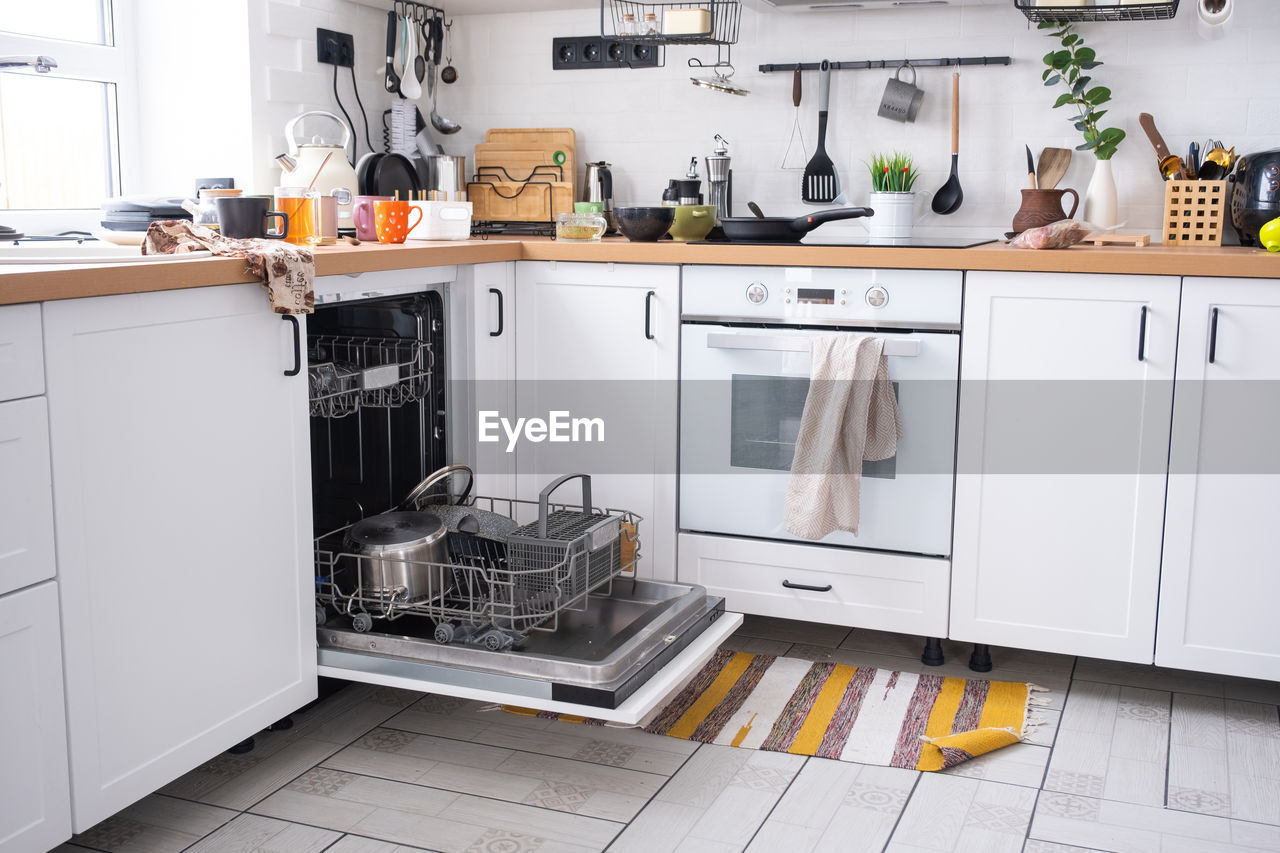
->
[1138,113,1186,180]
[1036,148,1072,191]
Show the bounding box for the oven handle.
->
[705,332,919,358]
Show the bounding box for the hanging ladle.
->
[931,69,963,215]
[428,16,460,134]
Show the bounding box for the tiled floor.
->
[55,616,1280,853]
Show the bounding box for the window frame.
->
[0,0,139,234]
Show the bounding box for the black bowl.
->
[615,206,675,242]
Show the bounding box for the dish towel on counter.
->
[142,220,315,314]
[784,334,902,539]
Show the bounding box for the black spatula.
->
[802,60,838,204]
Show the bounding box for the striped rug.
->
[507,649,1049,771]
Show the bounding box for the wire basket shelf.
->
[607,1,740,45]
[1014,0,1178,23]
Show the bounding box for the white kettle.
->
[276,110,360,230]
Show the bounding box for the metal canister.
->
[425,155,467,201]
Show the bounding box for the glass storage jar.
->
[191,188,242,231]
[556,212,607,242]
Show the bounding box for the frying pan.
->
[719,207,874,243]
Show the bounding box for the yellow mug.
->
[373,200,423,243]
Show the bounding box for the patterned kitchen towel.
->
[143,220,315,314]
[505,649,1049,771]
[783,335,902,539]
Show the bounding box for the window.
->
[0,0,136,228]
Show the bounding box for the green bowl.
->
[669,205,717,242]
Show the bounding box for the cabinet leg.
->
[921,637,945,667]
[266,716,294,732]
[968,643,993,673]
[226,737,255,755]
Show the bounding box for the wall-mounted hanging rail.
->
[758,56,1012,73]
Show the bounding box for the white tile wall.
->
[223,1,1278,238]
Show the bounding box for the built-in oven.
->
[304,266,739,725]
[677,265,962,637]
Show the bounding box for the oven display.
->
[796,287,835,305]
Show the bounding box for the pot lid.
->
[346,511,444,551]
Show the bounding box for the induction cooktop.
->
[694,235,998,248]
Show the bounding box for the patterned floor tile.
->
[69,794,236,853]
[185,813,341,852]
[1169,692,1280,825]
[886,773,1036,853]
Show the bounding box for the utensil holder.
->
[1162,180,1227,246]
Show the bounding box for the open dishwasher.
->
[307,267,739,723]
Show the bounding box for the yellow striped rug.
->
[507,649,1049,771]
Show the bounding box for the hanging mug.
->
[877,63,924,123]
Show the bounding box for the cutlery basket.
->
[1162,180,1227,246]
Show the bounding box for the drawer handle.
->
[489,287,504,338]
[782,579,833,593]
[1208,306,1219,364]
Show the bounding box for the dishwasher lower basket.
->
[314,479,640,651]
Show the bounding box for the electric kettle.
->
[275,110,360,230]
[584,161,616,233]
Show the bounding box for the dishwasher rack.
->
[314,494,642,651]
[307,334,433,419]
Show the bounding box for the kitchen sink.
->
[0,243,211,264]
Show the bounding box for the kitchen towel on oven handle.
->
[784,335,902,539]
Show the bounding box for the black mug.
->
[215,195,289,240]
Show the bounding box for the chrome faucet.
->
[0,56,58,73]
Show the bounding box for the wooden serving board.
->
[1088,233,1151,247]
[476,129,578,201]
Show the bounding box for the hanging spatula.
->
[802,60,838,204]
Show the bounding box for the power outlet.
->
[552,36,658,70]
[316,28,354,68]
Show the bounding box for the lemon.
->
[1260,216,1280,253]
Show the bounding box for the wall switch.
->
[317,28,354,68]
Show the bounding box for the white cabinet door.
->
[0,582,71,853]
[1157,278,1280,680]
[43,285,317,831]
[951,272,1179,663]
[449,262,517,500]
[0,303,45,402]
[514,261,679,580]
[0,397,55,596]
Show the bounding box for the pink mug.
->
[353,195,391,242]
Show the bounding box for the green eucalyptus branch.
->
[1039,20,1126,161]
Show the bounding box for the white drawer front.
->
[0,398,55,596]
[679,532,949,636]
[0,303,44,402]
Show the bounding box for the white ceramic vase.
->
[1084,158,1118,227]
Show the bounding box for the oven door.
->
[680,323,959,556]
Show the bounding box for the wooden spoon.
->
[1036,148,1072,191]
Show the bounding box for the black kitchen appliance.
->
[1230,147,1280,247]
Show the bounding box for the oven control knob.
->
[745,282,768,304]
[865,286,889,308]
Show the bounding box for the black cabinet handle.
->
[645,290,655,340]
[1208,307,1219,364]
[489,287,504,338]
[1137,305,1148,362]
[782,579,833,593]
[283,315,301,376]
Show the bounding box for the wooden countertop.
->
[1,236,1275,306]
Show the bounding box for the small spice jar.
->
[618,12,636,36]
[642,12,658,35]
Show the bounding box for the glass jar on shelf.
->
[618,12,636,36]
[642,12,658,35]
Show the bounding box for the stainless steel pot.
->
[344,511,448,602]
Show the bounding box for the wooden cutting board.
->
[474,143,574,185]
[469,179,573,223]
[475,129,579,215]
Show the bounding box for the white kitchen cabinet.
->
[1157,278,1280,680]
[0,303,45,402]
[0,397,56,597]
[449,262,518,499]
[951,272,1179,663]
[0,582,71,853]
[43,284,317,831]
[514,261,679,580]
